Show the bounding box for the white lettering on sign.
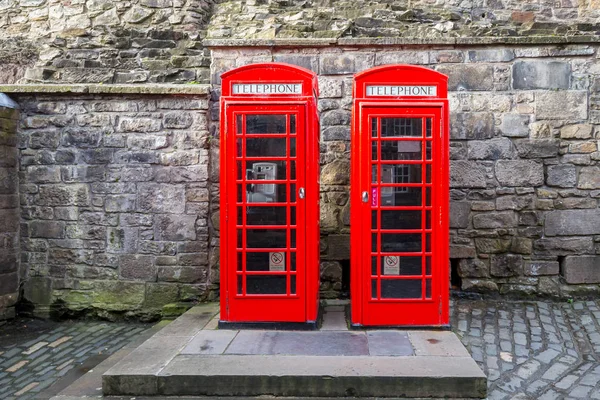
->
[232,83,302,95]
[269,252,285,272]
[366,85,437,97]
[383,256,400,275]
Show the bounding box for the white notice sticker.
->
[383,256,400,275]
[269,252,285,271]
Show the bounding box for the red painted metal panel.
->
[220,63,320,323]
[351,65,449,327]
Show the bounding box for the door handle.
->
[362,191,369,203]
[299,187,305,199]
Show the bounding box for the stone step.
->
[102,304,487,398]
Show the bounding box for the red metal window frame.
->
[219,63,320,324]
[351,65,449,327]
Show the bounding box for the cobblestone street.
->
[2,300,600,399]
[0,318,150,400]
[452,299,600,400]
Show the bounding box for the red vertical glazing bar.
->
[421,117,427,300]
[286,113,291,296]
[376,117,382,301]
[241,113,247,296]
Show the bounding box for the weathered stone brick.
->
[562,256,600,284]
[107,227,138,253]
[561,124,593,139]
[450,161,486,188]
[157,266,205,283]
[137,183,186,213]
[534,237,594,255]
[536,91,588,120]
[513,61,571,90]
[496,160,544,187]
[120,255,156,281]
[547,164,577,188]
[545,209,600,236]
[451,112,494,140]
[320,53,374,75]
[105,195,136,212]
[458,258,489,278]
[490,254,523,277]
[499,114,530,138]
[155,215,197,241]
[30,221,65,238]
[473,211,518,229]
[437,64,494,91]
[515,139,559,158]
[467,138,514,160]
[524,260,559,276]
[450,201,470,228]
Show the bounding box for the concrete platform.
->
[102,304,486,398]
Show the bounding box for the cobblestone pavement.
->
[452,299,600,400]
[0,318,150,400]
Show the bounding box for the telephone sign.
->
[219,63,320,326]
[351,65,450,327]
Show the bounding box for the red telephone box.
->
[219,63,320,326]
[350,65,450,327]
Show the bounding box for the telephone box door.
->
[223,105,307,322]
[351,65,449,327]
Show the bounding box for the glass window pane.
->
[290,160,296,180]
[246,115,286,134]
[371,279,377,299]
[426,234,431,252]
[236,139,243,157]
[396,256,422,276]
[372,141,378,161]
[237,275,243,294]
[371,256,378,275]
[246,229,287,248]
[290,138,296,157]
[372,233,378,252]
[290,206,296,226]
[380,164,422,184]
[291,252,296,271]
[426,211,431,229]
[381,118,422,138]
[290,114,296,134]
[380,187,422,207]
[371,118,378,138]
[290,184,296,203]
[237,230,243,248]
[291,229,296,248]
[291,275,296,294]
[426,164,431,183]
[236,114,243,134]
[239,206,287,225]
[381,279,422,299]
[381,210,422,230]
[426,141,432,160]
[237,252,243,271]
[246,276,286,294]
[426,187,431,206]
[381,233,422,253]
[246,161,286,180]
[371,210,378,229]
[426,118,432,138]
[246,138,287,157]
[245,183,287,204]
[381,141,422,161]
[426,279,432,299]
[426,257,431,275]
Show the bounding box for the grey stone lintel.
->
[204,35,600,48]
[0,84,211,95]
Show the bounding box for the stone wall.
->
[209,44,600,299]
[12,90,214,319]
[0,94,20,320]
[0,0,215,85]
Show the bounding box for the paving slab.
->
[225,331,369,356]
[181,330,238,355]
[368,331,414,356]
